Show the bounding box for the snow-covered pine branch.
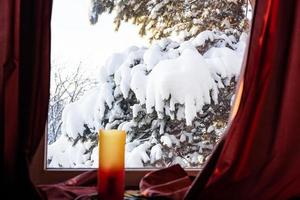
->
[48,30,247,168]
[89,0,248,40]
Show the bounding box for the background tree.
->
[89,0,248,40]
[48,62,97,144]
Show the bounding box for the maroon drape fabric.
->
[185,0,300,199]
[0,0,52,199]
[38,170,98,200]
[38,165,191,200]
[140,164,193,199]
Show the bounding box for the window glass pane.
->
[47,0,253,169]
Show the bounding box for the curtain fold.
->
[1,0,52,199]
[185,0,300,199]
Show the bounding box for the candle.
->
[98,129,126,200]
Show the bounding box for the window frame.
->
[32,55,246,188]
[33,0,253,185]
[30,58,246,188]
[32,47,247,188]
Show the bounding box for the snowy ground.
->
[47,30,247,168]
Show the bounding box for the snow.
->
[180,134,187,142]
[150,144,163,164]
[169,134,180,146]
[130,65,148,104]
[114,48,145,98]
[48,30,247,168]
[172,156,187,167]
[125,140,140,152]
[125,142,151,167]
[149,0,170,19]
[192,30,215,47]
[118,121,136,133]
[160,134,172,147]
[99,53,126,83]
[132,104,143,118]
[61,88,100,139]
[204,47,243,80]
[146,48,218,126]
[143,44,165,71]
[48,136,94,168]
[207,125,215,133]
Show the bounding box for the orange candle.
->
[98,129,126,200]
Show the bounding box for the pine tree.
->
[48,30,248,168]
[89,0,248,40]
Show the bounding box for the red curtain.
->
[1,0,300,199]
[0,0,52,199]
[185,0,300,199]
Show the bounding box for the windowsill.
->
[30,134,200,187]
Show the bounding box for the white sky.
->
[51,0,149,75]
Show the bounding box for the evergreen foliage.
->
[89,0,248,40]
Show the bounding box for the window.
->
[46,0,253,169]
